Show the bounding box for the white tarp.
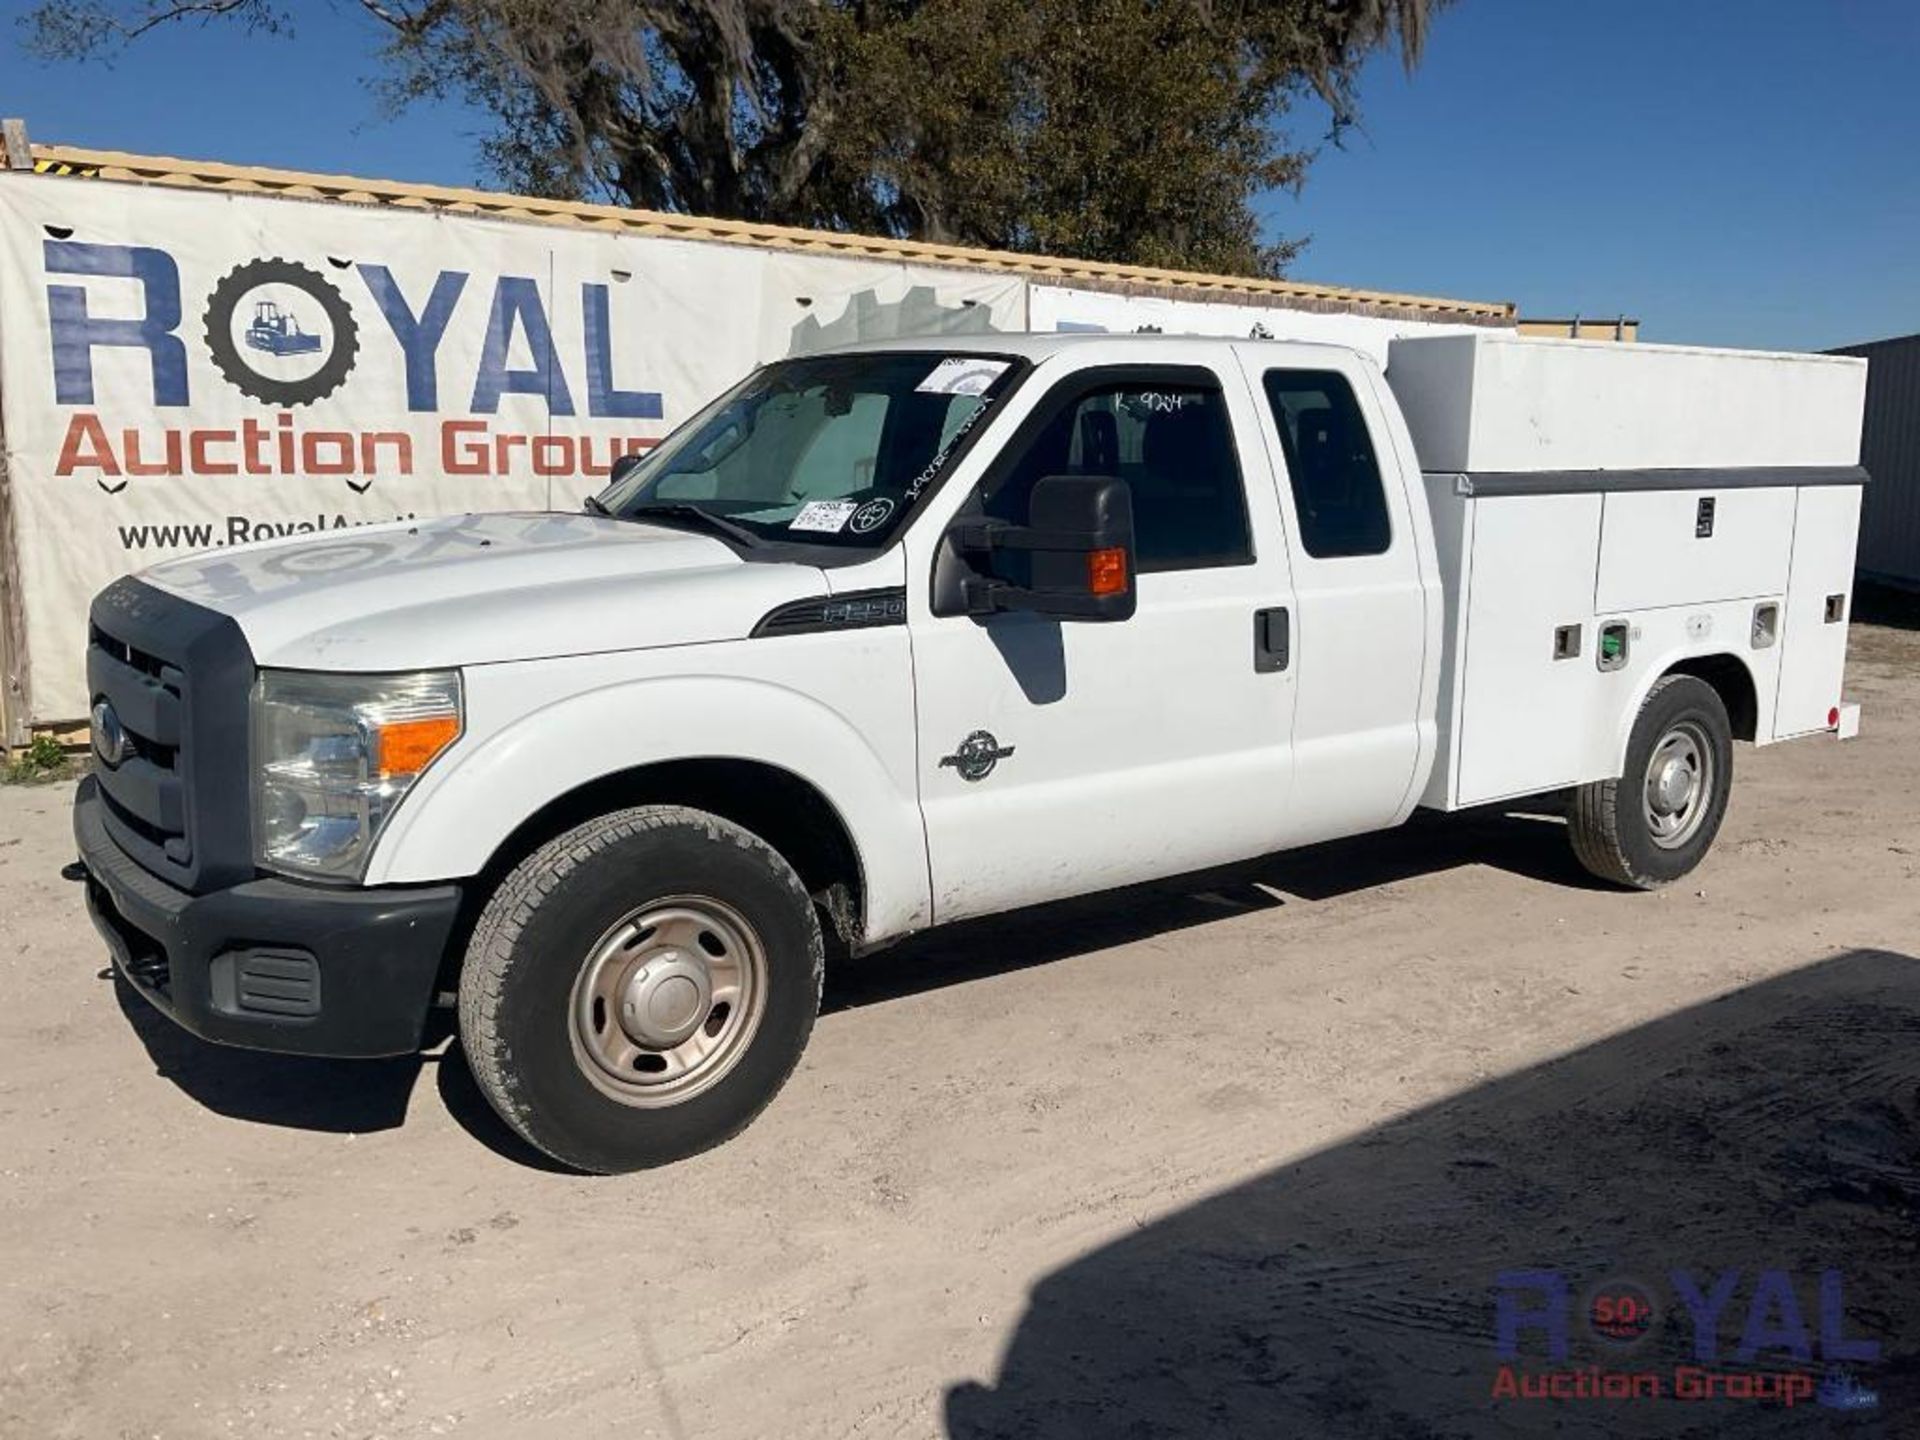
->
[0,174,1024,722]
[1028,283,1495,369]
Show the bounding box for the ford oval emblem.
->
[91,699,128,769]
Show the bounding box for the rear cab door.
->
[1231,343,1440,845]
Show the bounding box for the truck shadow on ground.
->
[944,947,1919,1439]
[109,804,1595,1163]
[825,804,1590,1015]
[110,972,573,1167]
[433,807,1602,1164]
[110,972,423,1135]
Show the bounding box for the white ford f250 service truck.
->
[74,332,1867,1172]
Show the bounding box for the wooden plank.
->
[0,395,27,748]
[26,720,89,750]
[19,142,1516,321]
[2,118,32,171]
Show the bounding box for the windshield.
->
[596,351,1021,548]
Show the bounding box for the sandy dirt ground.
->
[2,617,1916,1439]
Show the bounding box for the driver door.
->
[906,354,1299,923]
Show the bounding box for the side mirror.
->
[953,475,1137,622]
[586,451,646,512]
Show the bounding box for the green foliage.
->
[19,0,1447,277]
[3,733,72,785]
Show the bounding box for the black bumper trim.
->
[75,776,462,1058]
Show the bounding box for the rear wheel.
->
[1570,675,1734,889]
[458,806,823,1173]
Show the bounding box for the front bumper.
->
[75,776,462,1058]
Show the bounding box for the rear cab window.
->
[1262,369,1393,558]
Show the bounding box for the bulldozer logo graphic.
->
[203,257,360,407]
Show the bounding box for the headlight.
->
[251,669,463,881]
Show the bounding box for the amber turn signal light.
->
[1087,546,1129,597]
[375,714,462,778]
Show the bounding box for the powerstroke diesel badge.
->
[940,730,1014,782]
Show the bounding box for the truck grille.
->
[89,625,192,865]
[86,578,257,895]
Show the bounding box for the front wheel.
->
[458,806,824,1173]
[1569,675,1734,889]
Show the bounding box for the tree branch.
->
[111,0,255,43]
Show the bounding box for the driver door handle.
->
[1254,607,1290,673]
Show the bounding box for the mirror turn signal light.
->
[1087,547,1129,597]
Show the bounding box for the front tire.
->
[1570,674,1734,889]
[458,806,824,1173]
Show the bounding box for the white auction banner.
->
[1027,284,1493,368]
[0,173,1024,723]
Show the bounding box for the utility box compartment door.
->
[1455,492,1609,805]
[1773,485,1863,737]
[1595,487,1796,613]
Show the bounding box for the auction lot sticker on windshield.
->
[790,499,859,533]
[916,357,1011,396]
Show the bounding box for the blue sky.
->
[4,0,1916,350]
[1259,0,1920,349]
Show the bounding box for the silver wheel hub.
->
[1642,722,1714,850]
[568,897,768,1108]
[619,950,713,1049]
[1649,755,1695,816]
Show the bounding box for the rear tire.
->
[1570,675,1733,889]
[458,806,824,1173]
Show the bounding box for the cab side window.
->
[984,373,1252,572]
[1263,370,1392,558]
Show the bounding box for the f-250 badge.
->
[940,730,1015,782]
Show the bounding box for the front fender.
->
[363,669,931,941]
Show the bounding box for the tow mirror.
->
[951,475,1137,622]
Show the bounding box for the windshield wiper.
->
[582,493,614,517]
[621,502,760,548]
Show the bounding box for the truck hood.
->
[139,512,827,670]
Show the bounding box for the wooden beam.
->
[21,142,1517,322]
